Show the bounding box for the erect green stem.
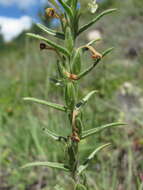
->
[62,6,81,182]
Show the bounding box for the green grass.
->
[0,0,143,189]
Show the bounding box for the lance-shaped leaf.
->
[102,47,114,57]
[78,143,110,175]
[86,38,101,47]
[23,97,67,112]
[78,9,117,35]
[26,33,70,56]
[43,127,67,142]
[75,90,98,110]
[77,47,114,79]
[21,161,69,172]
[82,122,126,139]
[58,0,73,18]
[36,23,65,40]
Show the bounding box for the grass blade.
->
[82,122,126,139]
[78,9,117,35]
[23,97,67,112]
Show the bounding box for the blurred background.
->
[0,0,143,189]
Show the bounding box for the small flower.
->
[45,8,60,18]
[84,45,102,59]
[64,71,78,80]
[88,0,98,14]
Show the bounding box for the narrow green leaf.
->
[36,23,65,40]
[78,143,110,175]
[78,9,117,35]
[23,97,67,112]
[65,27,74,52]
[77,58,100,79]
[72,0,78,10]
[75,90,98,110]
[26,33,70,56]
[82,90,97,103]
[43,128,61,141]
[86,38,101,46]
[87,143,111,160]
[102,47,114,57]
[77,47,114,79]
[77,165,88,176]
[72,47,82,74]
[58,0,73,18]
[66,0,72,6]
[82,122,126,139]
[21,161,69,172]
[65,82,76,109]
[43,128,67,142]
[73,10,81,38]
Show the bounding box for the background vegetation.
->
[0,0,143,189]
